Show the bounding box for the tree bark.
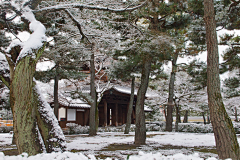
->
[183,110,188,123]
[125,77,135,134]
[166,53,178,132]
[12,56,42,155]
[202,111,206,125]
[89,53,97,136]
[235,107,238,122]
[7,47,66,155]
[135,57,152,145]
[175,103,180,132]
[204,0,240,159]
[34,85,66,153]
[54,66,59,119]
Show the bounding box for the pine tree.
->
[35,33,85,119]
[204,0,240,158]
[115,34,173,144]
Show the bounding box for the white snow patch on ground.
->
[1,131,237,159]
[0,133,13,146]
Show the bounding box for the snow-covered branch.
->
[64,9,91,43]
[34,1,148,13]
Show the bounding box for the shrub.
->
[64,121,240,134]
[175,122,240,133]
[0,126,13,133]
[176,123,213,133]
[66,123,89,134]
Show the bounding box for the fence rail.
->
[0,120,13,127]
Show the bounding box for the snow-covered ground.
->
[0,131,238,159]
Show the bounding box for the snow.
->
[113,86,158,98]
[177,27,240,66]
[6,5,46,62]
[0,53,9,78]
[1,131,236,159]
[36,61,55,71]
[34,82,66,151]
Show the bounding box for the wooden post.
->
[104,100,107,127]
[66,108,68,122]
[115,104,118,126]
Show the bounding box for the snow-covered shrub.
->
[176,122,240,133]
[66,123,89,134]
[176,123,213,133]
[0,126,13,133]
[98,124,136,132]
[232,122,240,134]
[64,121,240,134]
[146,121,165,131]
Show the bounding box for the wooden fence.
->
[0,120,13,127]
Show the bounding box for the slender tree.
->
[204,0,240,159]
[89,53,97,136]
[125,77,135,134]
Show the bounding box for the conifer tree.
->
[204,0,240,158]
[35,33,85,118]
[115,34,173,144]
[110,55,140,134]
[134,0,206,131]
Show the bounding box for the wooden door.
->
[76,111,84,126]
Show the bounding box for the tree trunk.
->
[166,53,178,132]
[177,107,181,123]
[202,112,206,125]
[135,58,152,145]
[175,103,180,132]
[11,56,42,155]
[34,85,66,153]
[204,0,240,159]
[89,53,97,136]
[235,107,238,122]
[183,110,188,123]
[54,69,59,119]
[8,47,66,155]
[125,77,135,134]
[207,116,211,124]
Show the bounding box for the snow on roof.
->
[113,86,159,98]
[58,98,91,109]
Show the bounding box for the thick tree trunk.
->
[204,0,240,159]
[8,47,66,155]
[166,54,178,132]
[11,57,43,155]
[183,110,188,123]
[125,77,135,134]
[54,72,59,119]
[89,53,97,136]
[135,58,152,145]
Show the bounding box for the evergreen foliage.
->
[187,60,207,90]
